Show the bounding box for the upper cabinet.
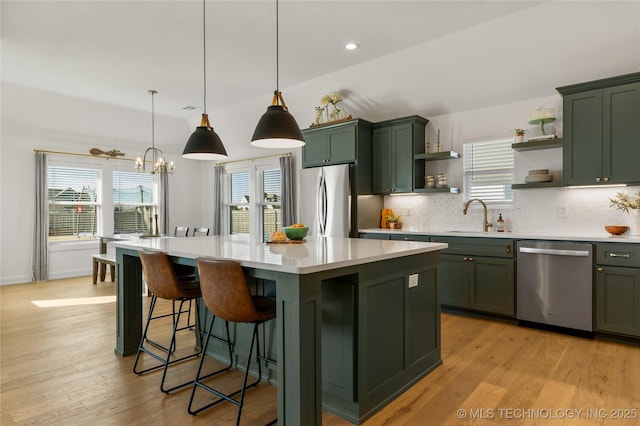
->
[558,73,640,186]
[372,115,428,194]
[301,118,374,194]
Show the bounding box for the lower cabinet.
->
[434,237,515,317]
[595,243,640,338]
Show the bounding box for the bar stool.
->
[133,250,232,394]
[188,257,276,425]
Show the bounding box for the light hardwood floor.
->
[1,276,639,425]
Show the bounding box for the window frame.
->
[462,134,515,210]
[112,168,158,235]
[223,158,282,241]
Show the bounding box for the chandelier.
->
[136,90,175,174]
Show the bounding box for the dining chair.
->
[192,227,210,237]
[174,226,189,237]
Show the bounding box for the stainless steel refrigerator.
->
[300,164,382,238]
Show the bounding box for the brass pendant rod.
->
[33,149,137,162]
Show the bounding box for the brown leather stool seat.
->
[133,250,232,394]
[188,258,276,425]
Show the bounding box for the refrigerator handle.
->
[317,174,327,235]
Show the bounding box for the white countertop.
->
[114,235,448,274]
[359,228,640,244]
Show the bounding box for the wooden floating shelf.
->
[414,186,460,194]
[512,182,562,189]
[512,138,563,151]
[414,151,460,161]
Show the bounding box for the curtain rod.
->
[216,151,292,166]
[34,149,137,162]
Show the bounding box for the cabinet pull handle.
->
[597,267,603,272]
[596,177,601,183]
[608,252,631,258]
[463,257,468,261]
[403,237,414,241]
[468,257,474,262]
[506,244,511,253]
[603,177,609,182]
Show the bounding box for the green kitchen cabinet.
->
[558,72,640,186]
[302,118,372,165]
[432,236,515,317]
[372,116,428,194]
[595,243,640,339]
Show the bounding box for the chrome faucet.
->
[463,198,493,232]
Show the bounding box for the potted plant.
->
[386,213,402,229]
[513,128,528,143]
[609,191,640,236]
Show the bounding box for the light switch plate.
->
[408,274,419,288]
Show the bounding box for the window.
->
[224,160,282,242]
[113,170,155,234]
[261,168,282,242]
[229,171,250,235]
[463,137,514,206]
[48,165,101,241]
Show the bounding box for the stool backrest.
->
[192,227,210,236]
[174,226,189,237]
[196,258,259,323]
[139,251,184,300]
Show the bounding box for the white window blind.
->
[261,168,282,242]
[229,171,250,235]
[113,171,154,234]
[463,138,514,205]
[48,166,101,241]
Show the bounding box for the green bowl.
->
[283,226,309,240]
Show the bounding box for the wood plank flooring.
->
[1,276,639,425]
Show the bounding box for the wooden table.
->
[114,235,446,424]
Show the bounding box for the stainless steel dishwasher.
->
[517,241,593,331]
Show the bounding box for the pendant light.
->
[250,0,304,148]
[136,90,175,174]
[182,0,228,160]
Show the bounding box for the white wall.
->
[0,83,203,284]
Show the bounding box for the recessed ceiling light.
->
[345,42,359,50]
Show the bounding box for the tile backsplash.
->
[384,186,638,236]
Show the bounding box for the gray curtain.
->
[212,164,224,235]
[280,155,295,226]
[33,152,48,282]
[159,172,169,235]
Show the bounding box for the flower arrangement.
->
[609,191,640,213]
[386,213,401,223]
[317,92,343,123]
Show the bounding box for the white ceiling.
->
[2,1,639,122]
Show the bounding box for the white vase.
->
[630,209,640,236]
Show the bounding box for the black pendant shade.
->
[183,114,227,160]
[251,104,304,148]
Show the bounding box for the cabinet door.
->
[596,266,640,338]
[563,89,604,185]
[603,82,640,184]
[440,254,468,308]
[391,124,414,193]
[302,131,329,167]
[469,257,515,316]
[327,125,356,164]
[372,127,393,193]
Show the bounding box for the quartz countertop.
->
[359,228,640,244]
[114,234,448,274]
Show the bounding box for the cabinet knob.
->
[603,177,609,182]
[403,237,414,241]
[468,257,474,262]
[596,177,601,183]
[597,267,603,272]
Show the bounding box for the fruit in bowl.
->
[605,225,629,235]
[283,225,309,240]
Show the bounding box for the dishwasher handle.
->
[518,247,590,257]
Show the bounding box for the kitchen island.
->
[114,235,447,424]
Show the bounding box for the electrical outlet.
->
[408,274,419,288]
[558,205,568,218]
